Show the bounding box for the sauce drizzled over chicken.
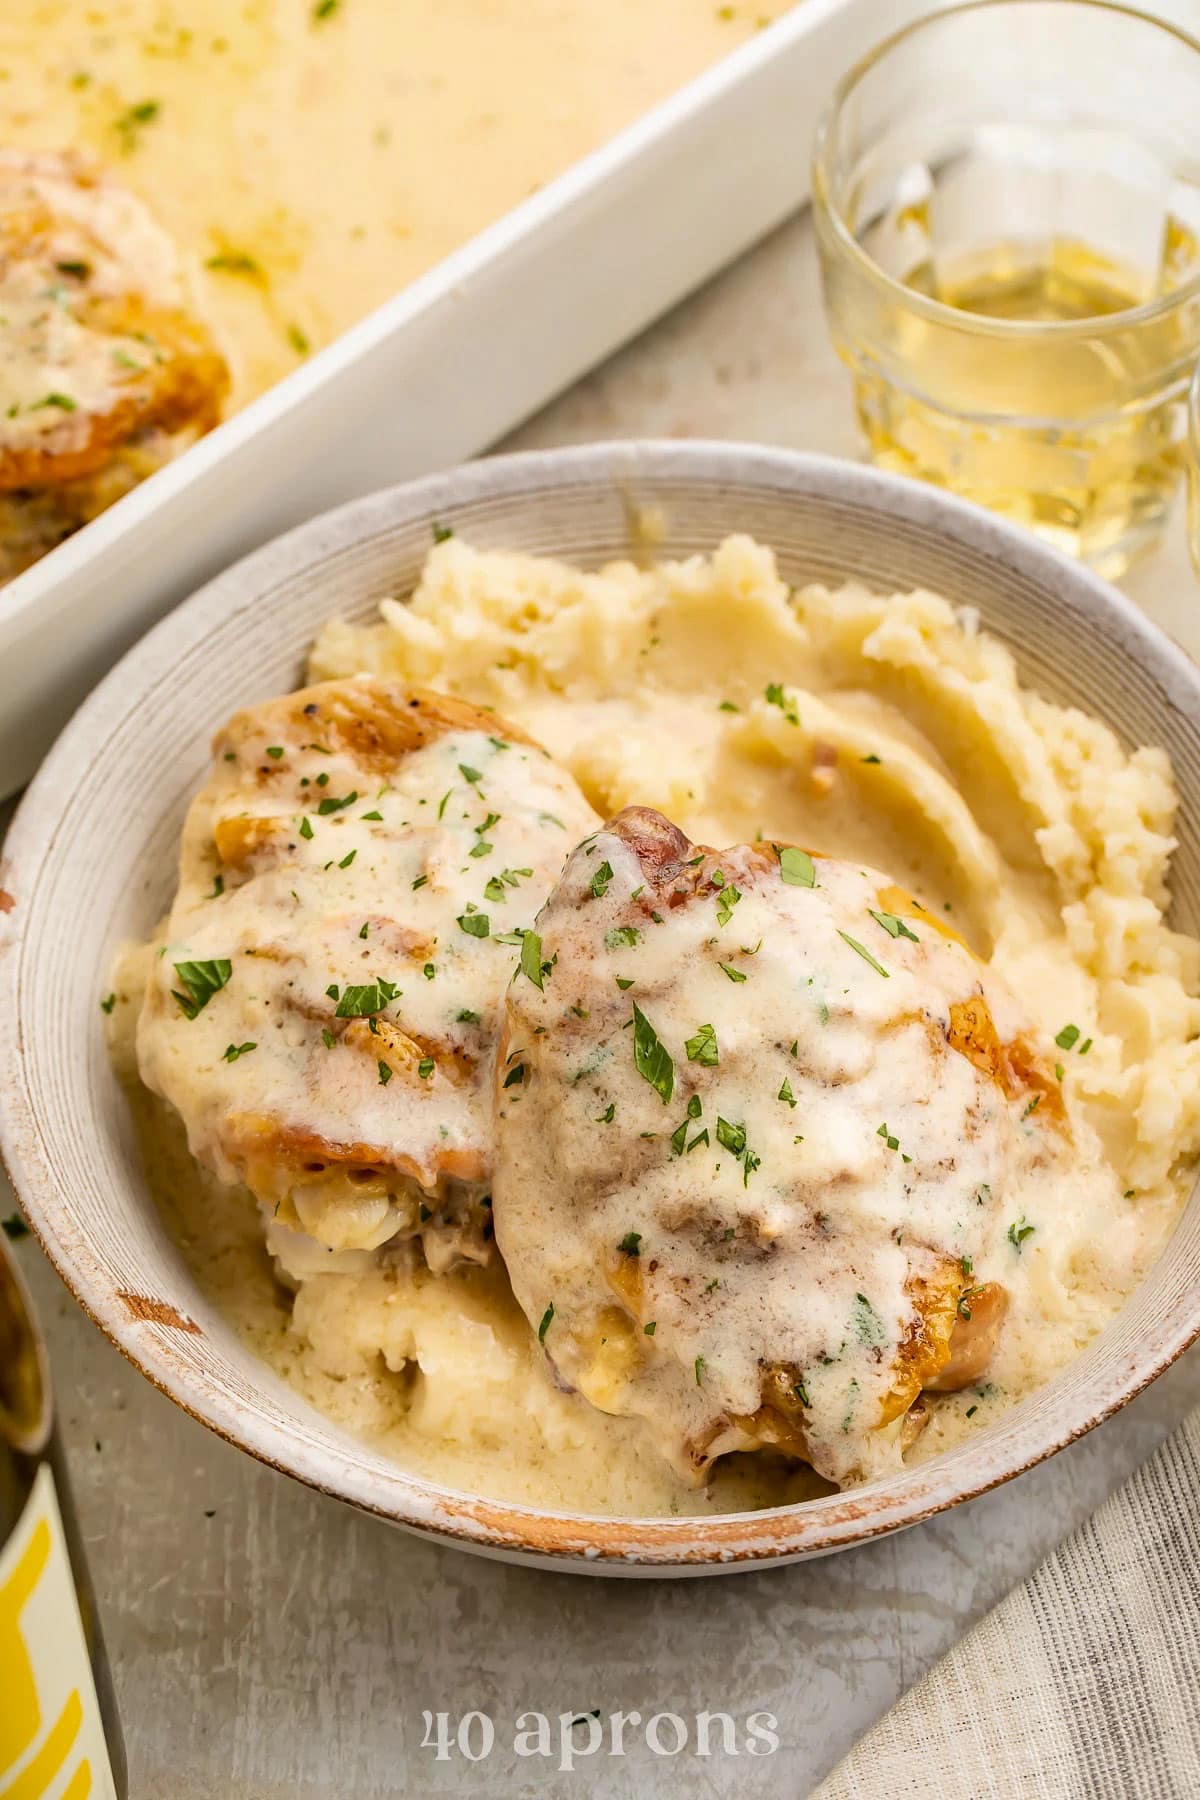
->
[0,150,227,580]
[137,676,598,1276]
[494,807,1118,1489]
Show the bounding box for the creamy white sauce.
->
[136,677,597,1277]
[113,535,1200,1517]
[495,815,1130,1489]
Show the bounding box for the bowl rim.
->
[4,437,1200,1571]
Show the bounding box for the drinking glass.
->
[812,0,1200,577]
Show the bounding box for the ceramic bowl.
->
[3,441,1199,1575]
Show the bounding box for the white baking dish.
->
[0,0,910,797]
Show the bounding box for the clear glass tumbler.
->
[812,0,1200,578]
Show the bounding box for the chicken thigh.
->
[137,676,599,1276]
[493,806,1094,1489]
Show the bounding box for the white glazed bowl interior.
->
[3,441,1200,1574]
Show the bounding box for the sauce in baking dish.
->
[0,0,796,408]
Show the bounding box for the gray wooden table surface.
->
[6,209,1200,1799]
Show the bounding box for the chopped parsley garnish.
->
[870,910,918,942]
[838,930,889,977]
[457,909,490,938]
[716,1117,746,1155]
[1007,1216,1035,1251]
[877,1121,900,1152]
[432,520,454,544]
[519,930,545,990]
[171,958,232,1019]
[502,1062,526,1088]
[334,976,399,1018]
[206,874,225,899]
[718,700,740,712]
[457,1008,481,1024]
[764,682,800,725]
[422,963,436,980]
[632,1003,674,1105]
[618,1231,642,1256]
[317,790,357,815]
[287,322,310,355]
[221,1041,255,1061]
[715,884,742,928]
[321,1029,335,1049]
[669,1094,703,1157]
[851,1293,887,1348]
[794,1380,811,1408]
[377,1061,392,1086]
[359,922,369,939]
[485,876,506,902]
[1055,1023,1080,1050]
[605,926,641,951]
[411,873,428,890]
[205,250,262,277]
[32,390,77,411]
[538,1301,554,1343]
[643,1321,657,1336]
[298,816,314,839]
[615,976,634,991]
[588,861,614,899]
[459,764,483,787]
[338,849,357,869]
[777,846,816,888]
[100,992,116,1014]
[778,1077,796,1107]
[1079,1037,1093,1055]
[2,1214,28,1240]
[361,809,383,821]
[266,745,284,759]
[718,962,747,983]
[596,1103,615,1123]
[694,1355,706,1386]
[417,1058,434,1079]
[861,753,881,764]
[685,1022,719,1066]
[1021,1094,1042,1120]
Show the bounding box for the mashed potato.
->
[118,535,1200,1513]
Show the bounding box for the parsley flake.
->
[870,910,918,942]
[777,846,816,888]
[632,1003,674,1104]
[171,958,232,1019]
[838,930,889,977]
[334,977,399,1018]
[685,1022,719,1066]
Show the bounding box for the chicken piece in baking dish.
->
[137,677,599,1276]
[493,806,1105,1490]
[0,150,228,581]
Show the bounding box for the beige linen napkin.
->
[813,1411,1200,1799]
